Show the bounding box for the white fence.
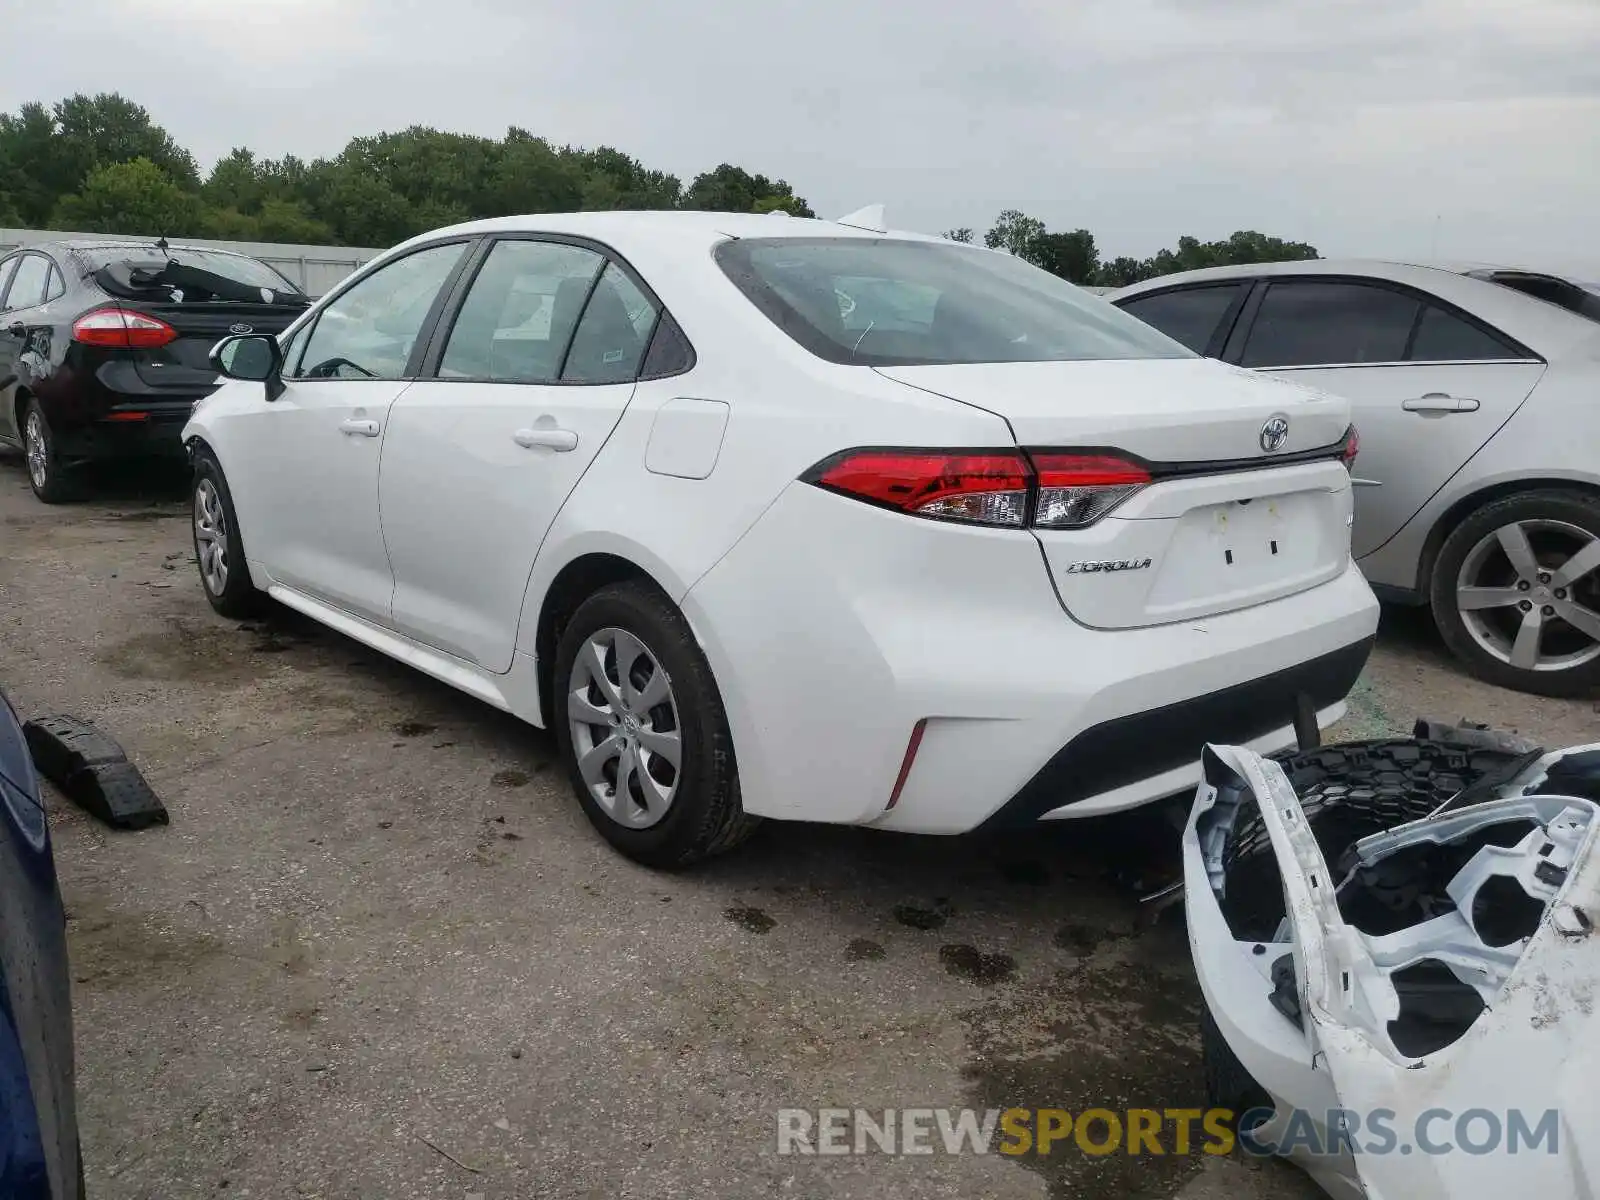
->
[0,228,385,297]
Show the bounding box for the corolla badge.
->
[1259,414,1290,453]
[229,323,254,335]
[1061,558,1153,575]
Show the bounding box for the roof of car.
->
[405,209,946,251]
[1110,257,1586,294]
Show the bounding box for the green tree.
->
[1029,229,1099,285]
[52,93,198,191]
[51,157,203,235]
[0,103,60,225]
[684,163,813,217]
[942,227,974,243]
[1096,256,1146,288]
[983,209,1046,258]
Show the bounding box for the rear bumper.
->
[980,637,1371,828]
[683,482,1381,834]
[53,400,200,462]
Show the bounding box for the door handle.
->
[514,427,579,452]
[1402,393,1480,414]
[339,418,381,437]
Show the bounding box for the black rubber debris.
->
[22,714,168,829]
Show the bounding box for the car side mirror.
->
[210,334,285,400]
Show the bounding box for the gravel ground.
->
[1,451,1593,1200]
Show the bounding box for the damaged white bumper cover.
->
[1183,740,1600,1199]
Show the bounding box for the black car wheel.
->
[1430,490,1600,697]
[190,448,262,618]
[554,581,759,868]
[21,397,74,504]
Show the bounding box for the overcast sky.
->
[7,0,1599,271]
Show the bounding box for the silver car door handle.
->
[1402,393,1480,414]
[339,418,381,437]
[514,427,579,452]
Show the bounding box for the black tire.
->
[21,397,76,504]
[553,581,758,868]
[190,448,262,618]
[1429,489,1600,698]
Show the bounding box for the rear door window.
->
[438,239,605,383]
[1117,284,1245,354]
[1408,304,1522,362]
[293,242,467,381]
[561,263,659,384]
[1239,281,1420,368]
[4,256,51,311]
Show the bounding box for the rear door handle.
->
[339,418,381,437]
[1402,393,1480,414]
[514,427,579,452]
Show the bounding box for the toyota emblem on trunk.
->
[1259,414,1290,453]
[229,323,254,335]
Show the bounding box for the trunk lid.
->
[874,357,1352,462]
[123,302,306,391]
[876,357,1357,629]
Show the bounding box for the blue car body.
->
[0,688,80,1198]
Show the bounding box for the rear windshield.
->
[82,246,303,304]
[1481,272,1600,324]
[714,237,1191,366]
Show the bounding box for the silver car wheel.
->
[567,626,681,829]
[193,478,230,595]
[1455,519,1600,673]
[23,411,47,489]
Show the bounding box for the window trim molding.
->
[415,230,695,387]
[2,252,55,314]
[1115,280,1251,357]
[284,235,482,384]
[1227,273,1544,370]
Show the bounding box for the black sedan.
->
[0,240,309,502]
[0,686,81,1198]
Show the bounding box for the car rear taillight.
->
[72,308,178,349]
[1339,425,1360,471]
[1031,453,1151,529]
[809,451,1032,526]
[805,448,1150,529]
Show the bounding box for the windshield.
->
[715,237,1192,366]
[83,246,302,302]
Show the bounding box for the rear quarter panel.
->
[1358,363,1600,592]
[512,349,1016,655]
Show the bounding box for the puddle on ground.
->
[98,619,272,685]
[956,925,1207,1199]
[723,906,776,934]
[844,938,886,962]
[893,899,954,930]
[939,944,1017,985]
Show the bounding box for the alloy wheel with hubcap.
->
[24,410,48,492]
[567,626,683,829]
[1454,519,1600,674]
[1432,490,1600,697]
[194,478,230,596]
[553,581,757,867]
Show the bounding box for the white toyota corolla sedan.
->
[183,210,1379,866]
